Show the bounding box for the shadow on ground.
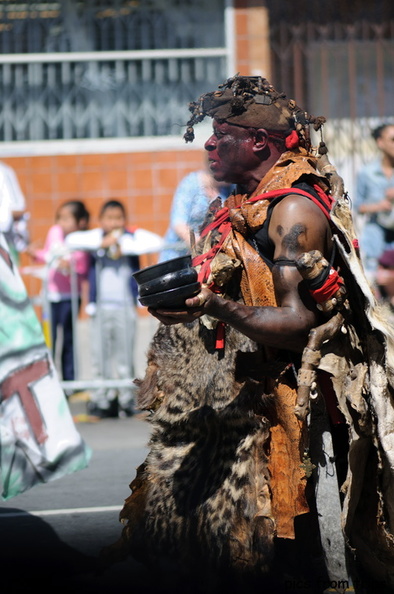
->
[0,508,147,594]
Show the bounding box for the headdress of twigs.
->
[184,74,326,154]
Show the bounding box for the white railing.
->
[21,241,185,392]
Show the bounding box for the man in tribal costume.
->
[106,76,394,594]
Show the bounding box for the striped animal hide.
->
[117,319,283,591]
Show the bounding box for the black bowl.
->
[132,255,192,286]
[138,267,198,297]
[138,281,201,309]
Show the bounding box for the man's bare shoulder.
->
[268,193,331,259]
[270,193,330,231]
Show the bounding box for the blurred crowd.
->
[354,123,394,322]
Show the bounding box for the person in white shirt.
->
[66,199,163,418]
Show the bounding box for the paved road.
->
[0,314,159,594]
[0,411,153,593]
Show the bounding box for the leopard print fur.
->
[119,319,278,589]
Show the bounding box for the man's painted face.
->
[204,121,257,184]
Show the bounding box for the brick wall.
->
[3,148,205,242]
[234,0,271,79]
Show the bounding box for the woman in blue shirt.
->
[355,123,394,274]
[159,168,235,262]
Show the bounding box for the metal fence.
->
[0,0,228,54]
[270,20,394,119]
[270,20,394,197]
[21,243,181,393]
[0,0,232,141]
[0,49,228,141]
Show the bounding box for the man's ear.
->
[253,128,269,152]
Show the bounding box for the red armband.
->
[308,267,344,304]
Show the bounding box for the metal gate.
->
[0,0,232,142]
[270,20,394,197]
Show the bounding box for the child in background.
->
[66,199,163,418]
[27,200,90,383]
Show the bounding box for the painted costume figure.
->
[0,232,91,501]
[107,77,394,594]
